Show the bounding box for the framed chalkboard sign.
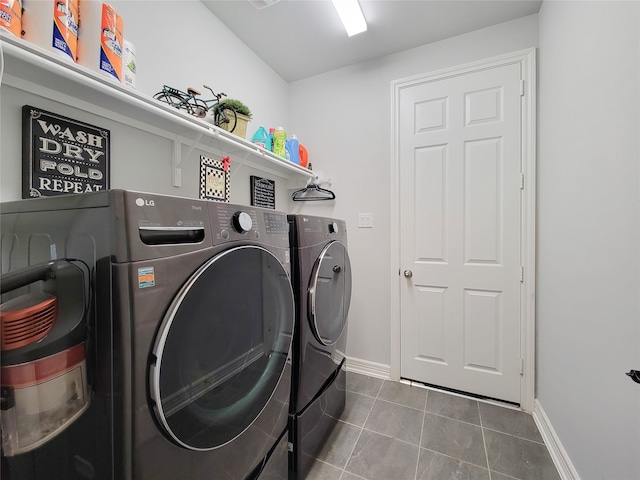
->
[250,176,275,209]
[22,105,110,198]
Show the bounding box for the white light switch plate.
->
[358,213,373,228]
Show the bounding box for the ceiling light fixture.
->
[331,0,367,37]
[249,0,282,9]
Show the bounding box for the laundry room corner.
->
[3,1,638,478]
[288,14,540,378]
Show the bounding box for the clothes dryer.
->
[287,215,352,480]
[1,190,294,480]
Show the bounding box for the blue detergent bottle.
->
[285,135,300,164]
[251,125,269,150]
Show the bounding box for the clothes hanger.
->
[291,183,336,201]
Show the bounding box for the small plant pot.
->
[218,112,250,139]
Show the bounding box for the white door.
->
[399,62,523,404]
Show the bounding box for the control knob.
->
[328,222,339,234]
[232,211,253,233]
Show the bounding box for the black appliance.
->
[1,190,294,480]
[287,215,352,479]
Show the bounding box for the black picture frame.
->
[22,105,110,198]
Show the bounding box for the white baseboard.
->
[532,400,581,480]
[345,356,391,380]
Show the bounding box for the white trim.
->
[389,62,402,382]
[389,48,537,411]
[533,400,581,480]
[519,48,537,413]
[345,356,391,380]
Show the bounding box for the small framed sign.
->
[250,176,275,210]
[200,155,230,202]
[22,105,110,198]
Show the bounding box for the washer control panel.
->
[209,203,289,247]
[264,212,288,234]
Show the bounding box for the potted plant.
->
[213,99,252,139]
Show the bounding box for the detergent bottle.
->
[299,144,309,168]
[272,126,286,158]
[251,125,269,150]
[268,128,275,152]
[285,135,300,164]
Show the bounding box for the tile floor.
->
[306,372,561,480]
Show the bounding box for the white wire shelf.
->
[0,32,313,185]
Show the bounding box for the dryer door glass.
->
[149,246,294,451]
[308,240,352,346]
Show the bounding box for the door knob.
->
[403,269,413,278]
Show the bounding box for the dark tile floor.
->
[306,372,561,480]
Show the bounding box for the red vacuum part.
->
[0,292,57,351]
[1,342,86,387]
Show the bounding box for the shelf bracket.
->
[308,172,332,187]
[172,132,203,187]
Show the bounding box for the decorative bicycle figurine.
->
[153,84,238,133]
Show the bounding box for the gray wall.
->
[537,1,640,478]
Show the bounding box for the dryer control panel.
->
[291,215,348,248]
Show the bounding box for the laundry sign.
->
[22,105,110,198]
[250,176,275,209]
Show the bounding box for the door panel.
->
[415,145,447,263]
[465,138,501,264]
[413,286,447,364]
[400,62,522,403]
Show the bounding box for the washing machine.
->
[287,215,352,480]
[1,189,294,480]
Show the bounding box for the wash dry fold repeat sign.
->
[22,105,110,198]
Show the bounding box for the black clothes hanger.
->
[291,183,336,201]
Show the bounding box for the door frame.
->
[389,48,537,412]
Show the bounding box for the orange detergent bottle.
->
[299,144,309,168]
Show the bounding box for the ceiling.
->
[201,0,543,82]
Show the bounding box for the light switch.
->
[358,213,373,228]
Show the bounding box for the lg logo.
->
[135,198,155,207]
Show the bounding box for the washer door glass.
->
[149,246,294,451]
[307,241,352,346]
